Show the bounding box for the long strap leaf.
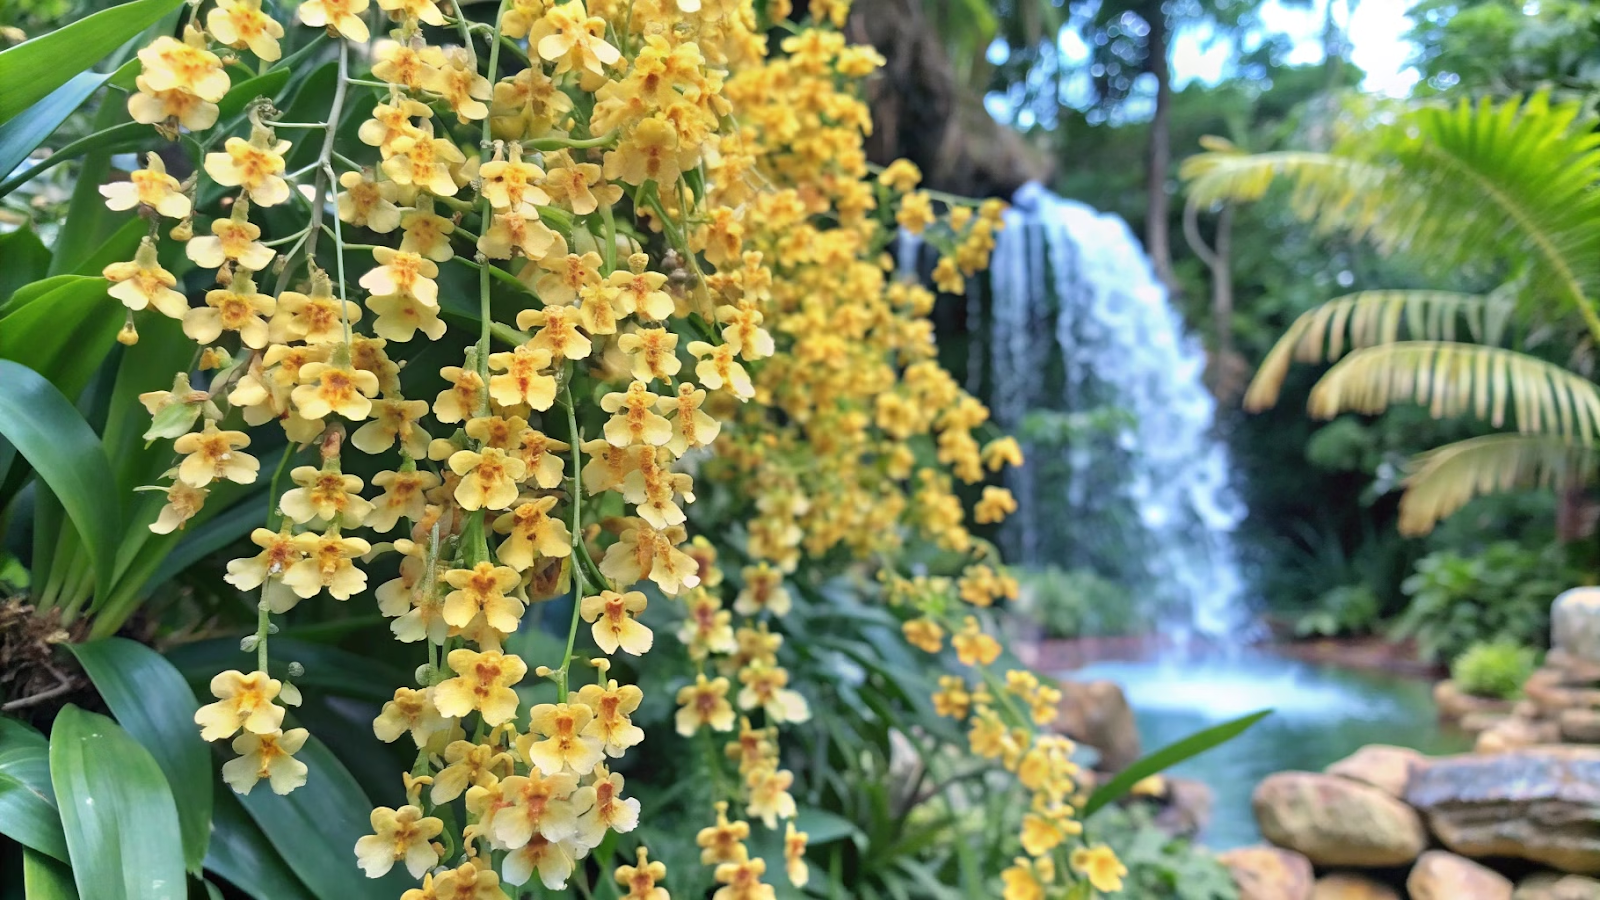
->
[0,360,121,604]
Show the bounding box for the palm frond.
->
[1243,289,1515,411]
[1398,433,1593,535]
[1184,94,1600,339]
[1179,147,1394,234]
[1307,342,1600,441]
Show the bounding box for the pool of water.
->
[1072,653,1472,849]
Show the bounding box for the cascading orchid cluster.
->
[98,0,1123,894]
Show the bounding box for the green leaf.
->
[0,275,79,318]
[48,94,132,277]
[49,705,187,900]
[0,361,121,612]
[22,848,79,900]
[0,722,68,861]
[0,230,51,303]
[1082,709,1272,818]
[237,733,411,899]
[0,71,109,188]
[67,638,212,873]
[0,0,185,123]
[204,790,315,900]
[0,277,122,401]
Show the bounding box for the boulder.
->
[1407,851,1513,900]
[1554,587,1600,665]
[1562,709,1600,744]
[1526,673,1600,717]
[1437,679,1516,721]
[1406,746,1600,873]
[1311,873,1402,900]
[1475,717,1561,753]
[1217,844,1314,900]
[1325,745,1428,798]
[1461,711,1514,737]
[1253,772,1428,867]
[1516,873,1600,900]
[1055,680,1141,771]
[1546,651,1600,686]
[1151,776,1213,838]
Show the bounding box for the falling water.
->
[981,183,1248,639]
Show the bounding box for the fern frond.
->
[1398,433,1593,535]
[1243,290,1515,411]
[1307,342,1600,440]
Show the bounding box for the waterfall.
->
[983,183,1248,639]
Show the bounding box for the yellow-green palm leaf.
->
[1184,94,1600,339]
[1399,434,1593,535]
[1307,342,1600,441]
[1244,290,1514,411]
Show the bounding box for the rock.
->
[1475,717,1561,753]
[1554,587,1600,665]
[1526,674,1600,717]
[1217,845,1314,900]
[1253,772,1428,867]
[1325,745,1428,798]
[1547,651,1600,686]
[1055,680,1141,771]
[1461,711,1513,737]
[1151,776,1213,838]
[1311,873,1402,900]
[1438,680,1516,721]
[1516,873,1600,900]
[1406,746,1600,873]
[1562,709,1600,744]
[1407,851,1513,900]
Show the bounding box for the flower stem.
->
[557,379,586,703]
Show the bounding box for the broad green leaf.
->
[49,705,186,900]
[0,275,80,318]
[0,277,122,401]
[0,362,120,603]
[0,72,109,189]
[22,848,78,900]
[237,733,411,899]
[0,725,68,861]
[0,230,51,303]
[204,789,315,900]
[48,96,131,277]
[1082,708,1272,818]
[68,638,212,872]
[0,0,185,123]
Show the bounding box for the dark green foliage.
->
[1395,542,1575,662]
[1016,565,1146,638]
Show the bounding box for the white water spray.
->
[985,183,1248,639]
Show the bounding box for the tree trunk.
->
[1144,8,1177,293]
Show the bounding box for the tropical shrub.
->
[0,0,1274,898]
[1393,542,1568,661]
[1451,640,1539,700]
[1016,565,1145,638]
[1292,583,1379,639]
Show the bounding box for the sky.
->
[992,0,1423,126]
[1171,0,1420,96]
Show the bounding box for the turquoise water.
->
[1072,653,1472,849]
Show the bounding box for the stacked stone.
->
[1440,588,1600,752]
[1221,587,1600,899]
